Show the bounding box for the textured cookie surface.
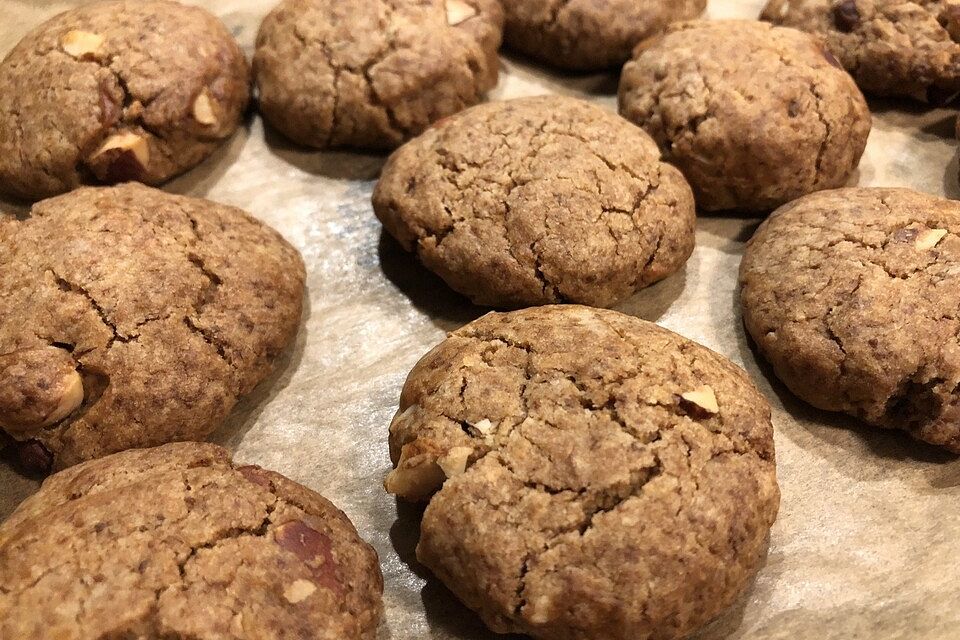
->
[385,305,780,640]
[254,0,503,150]
[0,183,305,472]
[0,0,249,201]
[618,20,871,213]
[503,0,705,70]
[761,0,960,101]
[741,188,960,451]
[0,442,383,640]
[373,96,696,308]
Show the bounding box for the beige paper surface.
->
[2,1,959,638]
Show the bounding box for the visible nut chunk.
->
[680,385,719,415]
[88,132,151,182]
[93,132,150,166]
[445,0,476,25]
[283,578,317,603]
[192,89,218,126]
[915,228,948,251]
[833,0,860,32]
[0,347,84,436]
[384,459,445,500]
[273,520,343,595]
[61,30,104,59]
[437,446,473,478]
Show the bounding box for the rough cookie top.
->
[741,187,960,451]
[503,0,706,71]
[619,19,870,213]
[254,0,504,150]
[0,184,305,472]
[761,0,960,101]
[0,0,250,201]
[385,306,780,640]
[373,96,696,309]
[0,442,383,640]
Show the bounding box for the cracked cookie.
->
[385,305,780,640]
[618,20,871,213]
[373,95,696,308]
[741,187,960,452]
[503,0,706,71]
[0,183,305,473]
[0,0,250,201]
[253,0,503,150]
[0,442,383,639]
[761,0,960,101]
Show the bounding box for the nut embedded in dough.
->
[192,89,219,126]
[0,347,84,437]
[91,132,151,170]
[437,446,473,478]
[445,0,476,25]
[916,228,948,251]
[680,385,720,414]
[283,579,317,603]
[60,30,104,59]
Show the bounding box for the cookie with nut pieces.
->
[0,183,305,473]
[254,0,503,150]
[385,305,780,640]
[0,442,383,639]
[0,0,250,201]
[740,187,960,451]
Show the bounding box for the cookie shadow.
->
[260,120,387,180]
[615,268,686,322]
[869,97,958,140]
[165,109,256,198]
[496,52,621,99]
[388,498,430,578]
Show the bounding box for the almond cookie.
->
[618,20,871,213]
[0,183,305,473]
[0,0,249,201]
[373,96,696,308]
[741,188,960,452]
[254,0,503,150]
[385,305,780,640]
[761,0,960,101]
[503,0,706,71]
[0,442,383,640]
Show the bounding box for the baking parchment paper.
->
[3,1,960,638]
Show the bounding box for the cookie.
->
[0,183,305,473]
[503,0,706,71]
[761,0,960,101]
[741,187,960,452]
[0,0,250,201]
[384,305,780,640]
[618,20,871,213]
[253,0,503,150]
[373,96,696,308]
[0,442,383,639]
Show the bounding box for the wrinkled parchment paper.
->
[3,1,960,637]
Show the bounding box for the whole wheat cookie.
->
[254,0,503,150]
[384,305,780,640]
[741,188,960,452]
[503,0,706,71]
[618,20,871,213]
[0,0,250,201]
[761,0,960,101]
[373,96,696,309]
[0,442,383,639]
[0,183,305,473]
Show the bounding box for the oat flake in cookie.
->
[385,305,780,640]
[254,0,503,150]
[373,96,696,309]
[741,188,960,452]
[0,184,305,473]
[761,0,960,102]
[619,20,871,213]
[0,0,250,201]
[0,442,383,640]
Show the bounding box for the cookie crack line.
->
[50,270,134,347]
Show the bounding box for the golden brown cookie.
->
[503,0,706,71]
[0,0,250,201]
[385,305,780,640]
[0,442,383,639]
[253,0,503,150]
[373,96,696,309]
[0,184,305,473]
[761,0,960,101]
[740,187,960,451]
[618,20,871,213]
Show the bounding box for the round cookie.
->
[384,305,780,640]
[0,183,305,473]
[503,0,706,71]
[618,20,871,213]
[0,0,250,201]
[253,0,503,150]
[373,96,696,309]
[0,442,383,639]
[761,0,960,101]
[741,187,960,452]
